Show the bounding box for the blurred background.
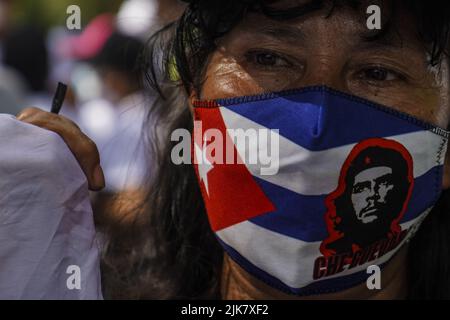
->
[0,0,186,224]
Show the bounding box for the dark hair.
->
[101,0,450,299]
[2,25,48,92]
[92,32,144,84]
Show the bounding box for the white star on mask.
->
[195,141,214,196]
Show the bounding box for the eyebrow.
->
[254,24,306,45]
[249,23,404,51]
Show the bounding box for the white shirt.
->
[0,114,103,299]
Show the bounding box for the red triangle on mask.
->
[192,105,275,232]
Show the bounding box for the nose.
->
[299,54,349,93]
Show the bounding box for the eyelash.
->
[245,50,293,69]
[356,65,406,84]
[244,50,407,86]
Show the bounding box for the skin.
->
[16,108,105,191]
[193,1,450,299]
[16,0,450,299]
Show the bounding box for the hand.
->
[16,107,105,191]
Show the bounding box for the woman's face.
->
[194,0,450,186]
[186,1,450,298]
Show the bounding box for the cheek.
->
[408,87,449,128]
[200,51,264,100]
[352,82,449,130]
[410,63,450,128]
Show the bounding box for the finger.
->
[17,107,105,191]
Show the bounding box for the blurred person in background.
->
[0,66,25,114]
[117,0,186,39]
[45,26,86,123]
[82,32,149,226]
[67,5,185,226]
[45,13,147,225]
[2,25,50,107]
[0,0,24,114]
[0,0,12,56]
[1,23,79,117]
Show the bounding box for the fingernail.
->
[92,164,105,190]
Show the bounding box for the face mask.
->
[191,86,449,296]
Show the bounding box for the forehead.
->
[230,0,420,49]
[354,166,392,183]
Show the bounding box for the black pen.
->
[50,82,68,114]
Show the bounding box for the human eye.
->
[245,49,293,69]
[355,65,405,86]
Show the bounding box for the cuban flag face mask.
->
[192,86,449,296]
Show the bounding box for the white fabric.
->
[0,114,103,299]
[217,208,431,289]
[220,107,447,195]
[79,92,149,192]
